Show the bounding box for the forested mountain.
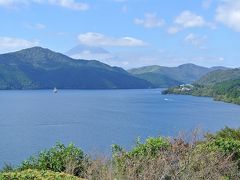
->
[129,64,228,87]
[163,68,240,105]
[0,47,153,89]
[196,68,240,85]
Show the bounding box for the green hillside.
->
[129,63,226,88]
[196,68,240,85]
[163,78,240,105]
[134,72,183,88]
[0,47,153,90]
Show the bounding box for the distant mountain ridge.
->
[163,67,240,105]
[128,64,229,88]
[196,68,240,85]
[0,47,233,90]
[0,47,152,89]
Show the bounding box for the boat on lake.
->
[53,87,58,93]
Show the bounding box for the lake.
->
[0,89,239,167]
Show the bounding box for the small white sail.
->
[53,87,58,93]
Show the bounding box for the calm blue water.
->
[0,89,239,167]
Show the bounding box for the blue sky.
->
[0,0,240,68]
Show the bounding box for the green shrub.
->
[113,137,170,158]
[0,169,83,180]
[203,127,240,168]
[19,143,88,177]
[112,137,170,178]
[206,126,240,140]
[208,138,240,157]
[129,137,170,157]
[110,136,238,179]
[3,128,240,179]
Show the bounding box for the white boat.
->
[53,87,58,93]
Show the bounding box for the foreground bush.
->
[3,127,240,179]
[19,143,88,177]
[206,126,240,140]
[0,169,83,180]
[205,127,240,167]
[107,137,239,180]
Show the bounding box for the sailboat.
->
[53,87,58,93]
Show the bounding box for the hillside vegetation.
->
[196,68,240,85]
[0,47,152,89]
[1,127,240,179]
[129,64,227,88]
[0,169,83,180]
[163,68,240,105]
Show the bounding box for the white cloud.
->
[25,23,46,30]
[168,10,215,34]
[56,32,66,36]
[134,13,165,28]
[219,57,224,61]
[78,32,146,47]
[70,51,113,61]
[167,26,181,34]
[0,0,89,11]
[48,0,89,11]
[0,0,28,8]
[175,11,207,28]
[184,33,207,48]
[215,0,240,31]
[0,37,39,53]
